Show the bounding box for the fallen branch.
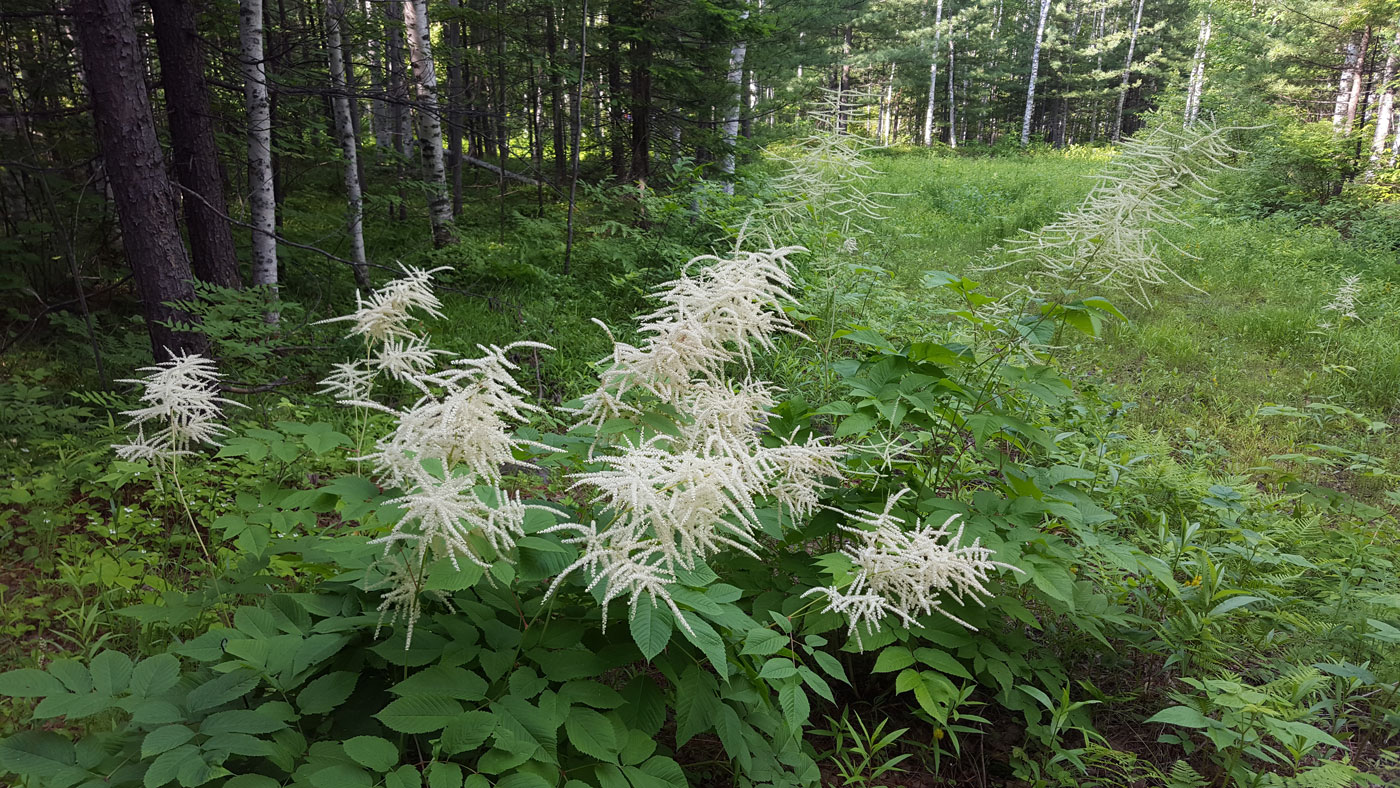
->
[463,155,558,192]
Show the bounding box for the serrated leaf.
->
[376,695,464,734]
[200,708,287,736]
[428,761,464,788]
[740,629,786,656]
[391,666,487,700]
[310,763,372,788]
[677,612,726,675]
[0,731,80,779]
[441,710,496,755]
[297,671,357,714]
[913,648,973,680]
[872,646,914,673]
[0,668,65,698]
[630,602,673,662]
[566,707,619,761]
[143,743,200,788]
[344,735,398,772]
[130,655,182,698]
[757,658,797,680]
[1145,705,1213,729]
[142,725,195,759]
[777,680,809,731]
[186,668,259,713]
[808,650,849,685]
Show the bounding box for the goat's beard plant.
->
[319,249,1019,650]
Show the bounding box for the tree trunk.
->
[150,0,242,291]
[1343,25,1373,134]
[607,3,626,180]
[239,0,278,295]
[1184,8,1212,126]
[547,4,567,184]
[1333,32,1360,130]
[1370,31,1399,168]
[74,0,207,360]
[1112,0,1146,141]
[326,0,370,289]
[630,0,653,182]
[923,0,943,146]
[947,34,956,147]
[1020,0,1052,146]
[447,0,465,217]
[720,7,749,194]
[403,0,457,247]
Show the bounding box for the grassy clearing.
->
[844,148,1400,505]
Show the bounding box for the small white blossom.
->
[373,470,528,571]
[317,264,450,344]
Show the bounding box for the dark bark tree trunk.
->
[150,0,242,290]
[547,4,567,184]
[447,0,465,217]
[629,0,652,182]
[74,0,207,360]
[607,2,626,180]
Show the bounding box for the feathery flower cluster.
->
[549,247,844,628]
[1318,274,1361,329]
[804,490,1021,647]
[574,247,804,427]
[320,270,552,644]
[982,123,1242,307]
[113,352,239,466]
[316,264,451,400]
[756,88,900,240]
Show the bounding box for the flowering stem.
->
[169,458,215,567]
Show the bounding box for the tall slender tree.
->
[403,0,457,247]
[1112,0,1146,140]
[239,0,278,295]
[150,0,242,290]
[923,0,944,146]
[326,0,370,289]
[1021,0,1052,146]
[73,0,207,359]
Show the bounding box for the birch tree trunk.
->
[948,34,956,147]
[326,0,370,289]
[403,0,456,247]
[1020,0,1052,146]
[720,7,749,195]
[1184,7,1212,126]
[1370,31,1399,168]
[1334,34,1359,130]
[923,0,944,145]
[367,0,391,152]
[1343,25,1372,134]
[1112,0,1146,140]
[239,0,278,295]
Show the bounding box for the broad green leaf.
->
[566,707,620,761]
[913,648,973,680]
[777,680,809,731]
[872,646,914,673]
[297,671,358,714]
[740,629,786,656]
[441,710,496,755]
[344,735,398,772]
[130,655,182,698]
[677,612,727,675]
[757,658,797,680]
[376,695,464,734]
[1145,706,1213,729]
[0,731,81,779]
[1207,595,1264,617]
[186,668,260,713]
[143,743,200,788]
[391,666,487,700]
[310,763,373,788]
[0,669,65,698]
[630,602,673,661]
[428,761,464,788]
[142,725,195,759]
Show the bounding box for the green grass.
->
[844,148,1400,503]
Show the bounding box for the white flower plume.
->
[805,489,1021,647]
[113,352,239,466]
[373,470,529,571]
[316,264,450,344]
[1319,274,1361,329]
[981,123,1243,307]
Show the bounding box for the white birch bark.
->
[1334,36,1359,130]
[1021,0,1052,146]
[923,0,944,146]
[948,34,956,147]
[403,0,455,246]
[239,0,277,295]
[1112,0,1146,141]
[720,8,749,195]
[1184,8,1212,126]
[326,0,369,289]
[879,64,894,144]
[365,0,390,152]
[1369,31,1399,169]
